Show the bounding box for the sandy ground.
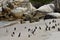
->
[0,19,60,40]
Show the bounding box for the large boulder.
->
[11,7,27,19]
[47,13,60,18]
[37,4,55,12]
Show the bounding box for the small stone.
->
[48,27,50,31]
[49,22,51,24]
[39,27,41,30]
[32,31,34,34]
[28,35,30,38]
[52,20,55,22]
[35,27,37,29]
[46,25,48,28]
[11,34,13,37]
[45,28,47,31]
[52,26,55,29]
[55,24,57,26]
[32,28,36,34]
[18,33,21,37]
[58,28,60,31]
[13,32,15,34]
[25,27,27,29]
[34,29,36,32]
[14,27,16,30]
[28,28,30,32]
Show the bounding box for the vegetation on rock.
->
[29,0,53,8]
[29,0,53,4]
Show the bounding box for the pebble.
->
[32,31,34,34]
[52,20,55,22]
[28,28,30,32]
[34,29,36,32]
[14,27,16,30]
[55,24,57,26]
[45,27,48,31]
[45,24,48,28]
[58,28,60,31]
[13,32,15,34]
[39,27,41,30]
[35,27,37,29]
[11,34,13,37]
[24,27,27,29]
[28,35,30,38]
[45,24,48,31]
[48,27,50,31]
[32,28,36,34]
[52,26,55,29]
[18,33,21,37]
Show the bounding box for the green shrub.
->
[29,0,53,4]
